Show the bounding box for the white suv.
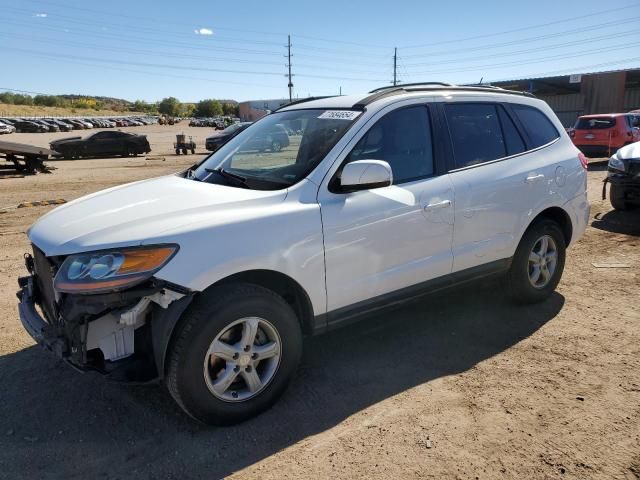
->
[17,83,590,424]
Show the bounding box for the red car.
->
[571,113,640,157]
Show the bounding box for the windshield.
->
[193,109,360,190]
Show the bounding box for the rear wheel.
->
[166,284,302,425]
[182,148,188,155]
[610,183,628,210]
[506,219,566,304]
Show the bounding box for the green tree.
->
[0,92,15,104]
[12,94,34,105]
[158,97,181,116]
[195,99,223,117]
[34,95,61,107]
[222,103,239,116]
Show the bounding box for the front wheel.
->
[166,284,302,425]
[506,219,566,304]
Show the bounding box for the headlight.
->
[608,156,626,172]
[54,245,178,294]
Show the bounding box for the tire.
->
[182,148,188,155]
[191,148,195,154]
[610,183,628,211]
[271,140,282,152]
[175,149,181,155]
[166,283,302,425]
[506,219,566,304]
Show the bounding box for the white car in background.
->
[17,83,589,425]
[0,121,16,134]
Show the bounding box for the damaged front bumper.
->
[17,271,194,382]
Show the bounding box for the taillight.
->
[578,152,588,169]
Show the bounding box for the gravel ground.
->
[0,125,638,480]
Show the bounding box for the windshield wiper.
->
[205,168,249,188]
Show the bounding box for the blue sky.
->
[2,0,639,103]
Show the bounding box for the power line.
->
[400,2,640,49]
[401,16,640,59]
[402,43,635,77]
[402,29,639,67]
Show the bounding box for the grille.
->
[32,246,58,324]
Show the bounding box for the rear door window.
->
[444,103,506,168]
[511,105,560,148]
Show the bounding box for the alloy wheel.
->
[203,317,281,402]
[528,235,558,289]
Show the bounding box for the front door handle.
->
[525,173,545,183]
[424,199,452,211]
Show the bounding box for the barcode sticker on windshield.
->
[318,110,361,121]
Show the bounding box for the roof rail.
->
[354,83,535,109]
[274,96,336,112]
[368,82,453,94]
[463,84,505,90]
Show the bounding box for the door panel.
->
[320,176,454,312]
[443,102,559,272]
[319,103,454,313]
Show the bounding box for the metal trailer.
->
[174,133,196,155]
[0,141,56,174]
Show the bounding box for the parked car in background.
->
[205,122,252,151]
[13,120,48,133]
[18,84,589,425]
[606,141,640,210]
[37,120,60,132]
[240,123,290,152]
[50,131,151,159]
[0,121,16,134]
[66,119,86,130]
[570,113,640,157]
[47,119,72,132]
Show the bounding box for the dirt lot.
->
[0,125,638,480]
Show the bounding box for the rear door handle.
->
[525,173,545,183]
[424,199,452,211]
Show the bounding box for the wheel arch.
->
[523,206,573,246]
[212,269,315,336]
[157,269,315,379]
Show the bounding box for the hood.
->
[28,175,287,256]
[614,141,640,160]
[50,136,82,145]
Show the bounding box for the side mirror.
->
[339,160,393,192]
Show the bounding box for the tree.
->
[195,99,223,117]
[158,97,181,116]
[181,103,197,117]
[222,102,239,116]
[34,95,61,107]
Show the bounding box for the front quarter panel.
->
[148,179,327,316]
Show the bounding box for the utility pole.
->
[287,35,293,102]
[393,47,397,86]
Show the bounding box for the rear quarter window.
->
[512,105,560,148]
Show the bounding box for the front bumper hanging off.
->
[17,268,194,381]
[17,275,67,358]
